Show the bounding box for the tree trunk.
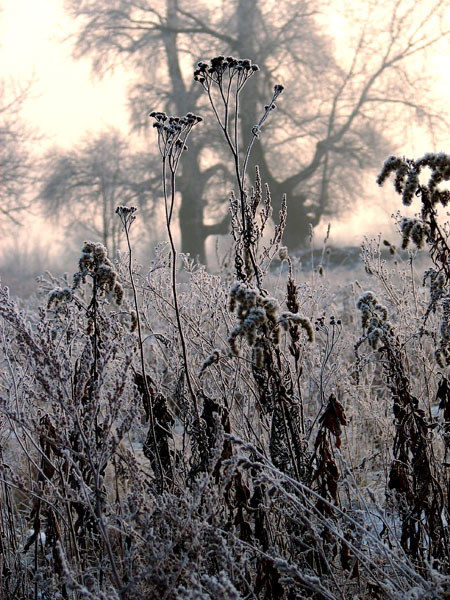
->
[177,147,209,264]
[162,0,215,265]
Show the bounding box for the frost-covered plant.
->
[356,284,448,566]
[194,56,316,493]
[149,110,203,426]
[378,153,450,362]
[195,56,285,288]
[0,260,137,595]
[352,154,450,567]
[3,63,450,600]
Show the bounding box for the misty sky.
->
[0,0,132,146]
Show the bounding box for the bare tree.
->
[0,78,34,230]
[65,0,450,259]
[39,129,155,256]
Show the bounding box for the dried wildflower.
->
[378,153,450,296]
[199,348,220,375]
[252,344,264,369]
[242,306,266,345]
[47,286,73,309]
[116,204,137,229]
[279,246,288,261]
[377,155,417,205]
[356,290,391,348]
[130,310,138,332]
[149,111,202,162]
[280,311,314,342]
[399,217,427,250]
[286,277,299,315]
[70,241,123,305]
[228,281,312,354]
[195,57,284,290]
[227,282,283,352]
[194,56,260,87]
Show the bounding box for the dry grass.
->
[0,58,449,599]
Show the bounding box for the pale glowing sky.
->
[0,0,131,146]
[0,0,449,262]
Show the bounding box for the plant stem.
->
[162,157,200,422]
[123,221,165,489]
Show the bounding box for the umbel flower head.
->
[194,56,259,85]
[116,205,137,230]
[194,56,284,125]
[149,111,202,161]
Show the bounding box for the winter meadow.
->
[2,2,450,598]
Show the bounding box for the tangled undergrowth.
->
[1,56,449,599]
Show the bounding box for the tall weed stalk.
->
[1,63,450,599]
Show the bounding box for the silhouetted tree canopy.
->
[0,79,34,230]
[39,129,156,256]
[64,0,450,262]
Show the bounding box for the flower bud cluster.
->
[149,111,202,158]
[356,291,390,350]
[377,156,414,203]
[377,155,419,206]
[227,282,280,355]
[73,241,123,305]
[416,152,450,203]
[400,217,428,250]
[194,56,259,85]
[115,205,137,229]
[401,170,419,207]
[227,282,313,359]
